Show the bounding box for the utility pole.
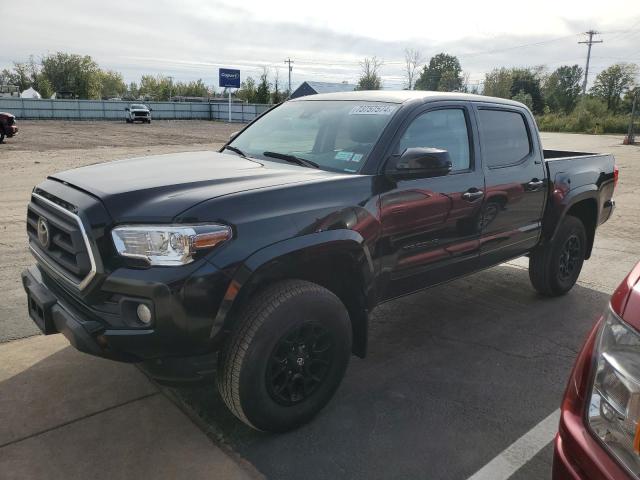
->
[284,58,294,97]
[579,30,603,95]
[627,89,638,145]
[168,76,174,102]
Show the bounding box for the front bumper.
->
[130,113,150,121]
[22,266,139,361]
[6,125,17,137]
[21,259,231,363]
[553,408,631,480]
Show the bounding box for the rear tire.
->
[217,280,352,432]
[529,215,587,296]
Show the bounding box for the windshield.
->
[131,104,147,109]
[229,100,398,173]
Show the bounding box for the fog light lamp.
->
[136,304,152,324]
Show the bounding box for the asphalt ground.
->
[1,124,638,479]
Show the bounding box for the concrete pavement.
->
[0,335,258,480]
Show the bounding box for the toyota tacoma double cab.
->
[22,91,617,432]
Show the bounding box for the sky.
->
[3,0,640,92]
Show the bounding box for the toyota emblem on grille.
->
[37,217,50,249]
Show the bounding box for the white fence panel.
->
[0,98,270,123]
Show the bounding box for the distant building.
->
[290,81,356,99]
[0,85,20,98]
[21,87,41,99]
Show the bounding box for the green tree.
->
[126,81,139,99]
[511,90,533,110]
[543,65,583,114]
[40,52,102,99]
[138,74,173,100]
[33,74,53,98]
[174,79,208,98]
[99,70,126,98]
[482,68,513,98]
[414,53,462,91]
[255,68,272,104]
[356,57,383,90]
[621,87,640,114]
[237,77,257,103]
[590,63,638,112]
[482,67,544,113]
[510,68,544,114]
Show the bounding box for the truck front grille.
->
[134,111,148,117]
[26,192,96,290]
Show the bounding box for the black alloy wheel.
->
[266,322,334,406]
[558,234,582,282]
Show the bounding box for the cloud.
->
[2,0,639,90]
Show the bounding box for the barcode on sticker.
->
[349,105,397,115]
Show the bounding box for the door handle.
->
[527,179,544,190]
[462,189,484,201]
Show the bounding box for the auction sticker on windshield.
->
[349,105,397,115]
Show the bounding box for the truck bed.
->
[543,150,615,180]
[542,149,616,229]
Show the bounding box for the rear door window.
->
[477,109,531,168]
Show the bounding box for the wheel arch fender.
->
[543,185,599,259]
[211,230,376,358]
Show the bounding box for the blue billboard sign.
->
[219,68,240,88]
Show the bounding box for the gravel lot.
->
[0,121,638,479]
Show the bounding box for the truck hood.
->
[50,150,336,222]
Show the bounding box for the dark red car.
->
[554,261,640,479]
[0,112,18,143]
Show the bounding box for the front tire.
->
[217,280,352,432]
[529,215,587,296]
[0,132,4,143]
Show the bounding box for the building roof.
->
[290,81,356,99]
[290,90,526,108]
[304,81,356,94]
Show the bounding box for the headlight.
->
[111,224,231,266]
[588,306,640,476]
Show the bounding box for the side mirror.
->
[229,131,240,142]
[125,107,129,111]
[149,108,153,111]
[386,147,452,178]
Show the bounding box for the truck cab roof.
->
[290,90,527,109]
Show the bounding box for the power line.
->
[604,17,640,42]
[579,30,603,94]
[457,33,581,59]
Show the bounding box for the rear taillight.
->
[614,165,619,189]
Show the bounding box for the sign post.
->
[218,68,240,123]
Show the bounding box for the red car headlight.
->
[587,306,640,477]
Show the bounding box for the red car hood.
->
[611,261,640,330]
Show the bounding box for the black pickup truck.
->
[22,91,616,432]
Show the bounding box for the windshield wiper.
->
[222,145,247,157]
[263,151,320,169]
